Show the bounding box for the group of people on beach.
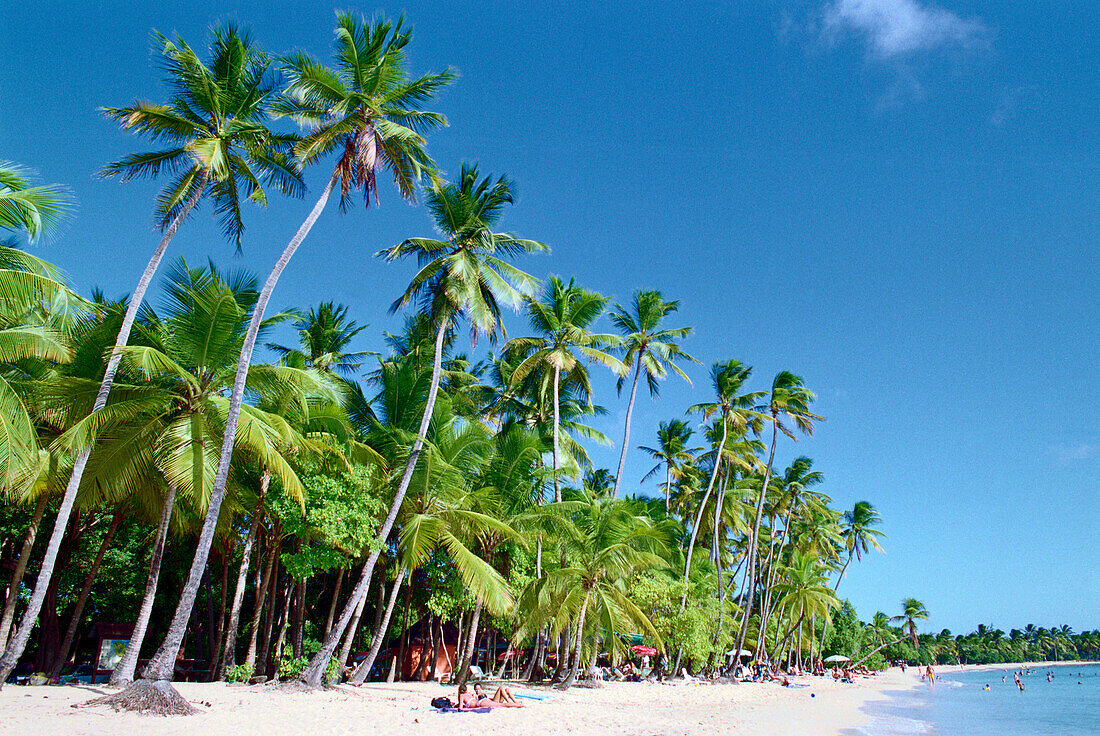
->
[455,682,526,709]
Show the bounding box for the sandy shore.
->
[0,670,922,736]
[935,659,1092,675]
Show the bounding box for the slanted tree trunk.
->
[111,484,177,686]
[302,315,449,686]
[680,418,727,609]
[0,182,207,687]
[350,567,406,684]
[256,566,285,678]
[818,552,853,655]
[454,596,483,689]
[552,365,562,502]
[139,173,339,689]
[612,360,643,497]
[208,550,229,679]
[0,494,48,649]
[216,472,267,680]
[337,562,372,669]
[50,510,124,678]
[323,566,345,639]
[245,528,278,669]
[559,589,592,689]
[736,419,779,659]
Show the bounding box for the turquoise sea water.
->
[847,664,1100,735]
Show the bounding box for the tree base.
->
[81,679,197,716]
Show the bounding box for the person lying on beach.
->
[473,683,525,707]
[456,684,481,709]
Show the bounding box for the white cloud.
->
[1055,442,1098,465]
[823,0,989,59]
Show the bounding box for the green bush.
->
[324,657,342,684]
[226,663,254,683]
[278,656,309,680]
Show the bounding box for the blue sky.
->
[2,1,1098,636]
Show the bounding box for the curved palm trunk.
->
[337,561,373,668]
[664,464,672,512]
[323,566,346,639]
[712,471,729,651]
[50,510,124,678]
[0,182,205,686]
[302,314,448,686]
[758,506,796,647]
[559,589,592,689]
[454,595,483,689]
[245,529,277,668]
[111,484,177,686]
[679,419,727,609]
[139,173,337,685]
[350,567,407,684]
[612,361,642,497]
[736,419,778,658]
[552,365,562,503]
[851,634,903,669]
[0,494,48,649]
[216,472,267,680]
[817,553,853,654]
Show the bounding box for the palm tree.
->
[738,371,821,657]
[0,161,73,242]
[507,277,626,502]
[639,419,699,512]
[609,291,697,497]
[817,500,886,653]
[139,13,453,693]
[304,163,543,684]
[0,25,302,687]
[682,360,763,608]
[852,598,929,668]
[267,302,372,376]
[516,489,668,688]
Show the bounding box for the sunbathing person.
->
[473,682,526,707]
[456,684,481,709]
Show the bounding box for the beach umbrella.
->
[630,645,658,656]
[824,655,850,663]
[497,648,522,661]
[726,649,752,658]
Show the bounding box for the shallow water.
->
[847,663,1100,735]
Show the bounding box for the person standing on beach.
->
[925,665,935,686]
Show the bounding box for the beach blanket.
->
[434,707,493,714]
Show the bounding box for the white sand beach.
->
[0,669,921,736]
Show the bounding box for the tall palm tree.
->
[0,161,73,242]
[738,371,821,657]
[0,25,302,686]
[682,360,763,608]
[609,291,697,497]
[507,277,625,502]
[139,13,452,693]
[817,500,886,653]
[638,419,699,512]
[304,163,543,684]
[852,598,928,667]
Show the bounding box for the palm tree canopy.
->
[379,163,547,339]
[101,23,304,246]
[610,290,698,396]
[0,162,74,243]
[275,11,455,208]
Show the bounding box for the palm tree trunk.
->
[612,361,642,497]
[735,419,778,659]
[256,563,283,678]
[302,314,448,686]
[454,596,483,689]
[140,172,339,686]
[337,561,373,668]
[216,472,267,680]
[552,365,562,503]
[0,181,206,686]
[665,464,671,512]
[111,484,177,686]
[50,510,124,678]
[560,589,592,689]
[0,494,48,649]
[350,567,406,684]
[851,635,903,669]
[208,551,229,679]
[245,528,278,668]
[759,507,796,647]
[818,553,853,655]
[323,567,345,639]
[680,418,727,609]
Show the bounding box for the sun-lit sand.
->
[0,669,921,736]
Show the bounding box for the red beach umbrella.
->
[630,645,658,656]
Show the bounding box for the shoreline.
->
[936,660,1094,675]
[0,670,923,736]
